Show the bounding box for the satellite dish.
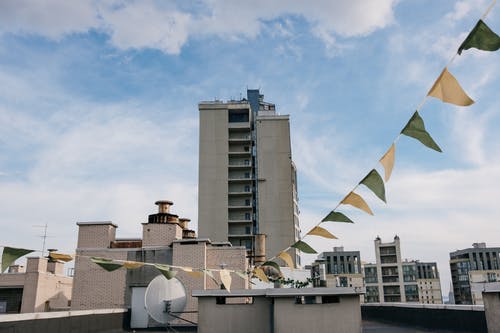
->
[144,275,187,324]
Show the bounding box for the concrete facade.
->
[194,288,362,333]
[482,283,500,333]
[71,200,248,329]
[0,258,72,314]
[364,236,442,304]
[449,242,500,305]
[198,90,300,266]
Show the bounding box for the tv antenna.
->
[33,223,51,256]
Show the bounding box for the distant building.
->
[71,200,248,329]
[198,89,300,267]
[0,257,72,313]
[364,236,442,304]
[449,242,500,305]
[310,247,364,301]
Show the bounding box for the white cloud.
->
[0,0,398,55]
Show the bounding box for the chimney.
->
[178,218,190,230]
[156,200,173,214]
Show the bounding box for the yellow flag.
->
[122,261,144,269]
[379,144,395,182]
[179,266,193,272]
[428,67,474,106]
[48,252,73,262]
[220,269,232,292]
[186,271,204,278]
[277,251,294,270]
[307,226,338,239]
[253,267,269,283]
[341,192,374,215]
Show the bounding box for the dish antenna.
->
[144,275,187,324]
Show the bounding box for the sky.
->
[0,0,499,296]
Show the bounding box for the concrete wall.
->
[256,116,297,264]
[198,104,229,243]
[362,303,487,332]
[0,309,126,333]
[483,291,500,333]
[197,297,271,333]
[274,295,361,333]
[142,223,182,247]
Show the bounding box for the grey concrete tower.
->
[198,89,300,266]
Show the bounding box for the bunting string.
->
[257,0,499,277]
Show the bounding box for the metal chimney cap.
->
[155,200,173,205]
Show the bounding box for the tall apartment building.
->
[198,89,300,266]
[364,236,442,304]
[449,242,500,305]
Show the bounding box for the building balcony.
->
[228,122,250,129]
[228,151,252,156]
[228,137,251,143]
[228,163,252,169]
[228,219,252,224]
[228,191,252,196]
[228,234,253,238]
[228,205,253,210]
[228,177,253,183]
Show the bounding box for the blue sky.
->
[1,0,499,294]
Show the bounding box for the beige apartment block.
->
[71,200,248,329]
[198,89,300,267]
[364,236,442,304]
[0,257,72,313]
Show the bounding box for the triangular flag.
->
[122,261,144,269]
[91,257,123,272]
[220,269,232,292]
[154,264,177,280]
[186,271,205,279]
[277,252,294,270]
[205,269,219,285]
[253,267,269,283]
[291,240,317,254]
[359,169,386,203]
[262,261,281,272]
[1,247,34,273]
[428,67,474,106]
[179,266,193,272]
[341,192,374,215]
[48,252,73,262]
[321,211,354,223]
[379,144,395,182]
[307,226,338,239]
[401,111,442,152]
[458,19,500,55]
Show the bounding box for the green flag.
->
[154,264,177,280]
[1,247,34,273]
[401,111,442,152]
[322,211,354,223]
[262,261,281,272]
[359,169,386,203]
[90,257,123,272]
[291,240,317,254]
[458,20,500,55]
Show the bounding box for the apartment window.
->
[245,226,251,234]
[244,172,250,178]
[228,109,249,122]
[244,159,250,165]
[244,213,251,220]
[245,199,250,206]
[244,185,250,192]
[244,146,250,152]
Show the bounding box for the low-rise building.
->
[449,242,500,305]
[310,247,364,301]
[71,199,248,329]
[364,236,442,304]
[0,257,72,313]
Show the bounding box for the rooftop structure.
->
[0,257,72,313]
[71,200,248,330]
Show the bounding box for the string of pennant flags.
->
[254,0,500,279]
[1,2,499,291]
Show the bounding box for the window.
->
[245,213,251,220]
[244,185,250,192]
